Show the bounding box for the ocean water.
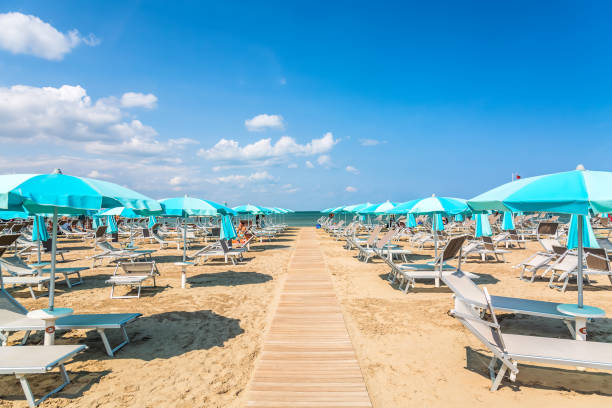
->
[270,211,323,226]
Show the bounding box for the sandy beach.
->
[2,226,612,407]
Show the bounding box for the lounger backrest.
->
[539,238,559,253]
[375,229,396,249]
[0,289,29,323]
[0,257,33,275]
[0,233,20,248]
[442,235,467,262]
[537,221,559,236]
[119,261,157,276]
[366,225,383,246]
[551,245,567,256]
[94,225,108,239]
[452,294,505,356]
[584,248,610,272]
[442,271,487,308]
[482,236,495,251]
[555,252,579,271]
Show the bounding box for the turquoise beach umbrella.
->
[148,216,157,229]
[455,214,464,222]
[407,213,417,227]
[0,170,161,315]
[468,165,612,309]
[567,215,598,250]
[359,201,397,214]
[233,204,267,215]
[432,214,445,231]
[502,211,515,230]
[92,215,102,229]
[343,202,372,213]
[106,216,118,234]
[220,215,237,241]
[32,215,49,242]
[99,206,139,218]
[475,214,492,237]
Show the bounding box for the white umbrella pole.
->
[433,214,439,287]
[577,214,584,308]
[49,208,58,311]
[183,216,187,262]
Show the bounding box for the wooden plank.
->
[245,229,372,408]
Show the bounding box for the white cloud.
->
[359,138,385,146]
[245,114,284,132]
[87,170,111,179]
[281,183,299,193]
[0,12,99,60]
[121,92,158,109]
[0,84,191,157]
[287,163,298,169]
[216,171,276,186]
[169,176,184,186]
[345,186,358,192]
[198,132,337,166]
[317,155,332,168]
[346,165,359,175]
[305,160,314,168]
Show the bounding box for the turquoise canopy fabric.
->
[0,173,162,215]
[220,215,237,240]
[343,203,372,213]
[567,215,599,249]
[467,168,612,216]
[99,207,138,218]
[406,213,417,227]
[233,204,268,215]
[454,214,464,222]
[0,210,29,219]
[389,196,468,215]
[106,216,118,234]
[359,201,397,214]
[32,216,49,242]
[432,214,445,231]
[92,215,102,229]
[148,216,157,229]
[475,214,492,237]
[160,197,234,216]
[502,211,515,230]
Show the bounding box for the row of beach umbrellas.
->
[321,166,612,312]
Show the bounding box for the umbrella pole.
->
[433,214,439,287]
[183,216,187,262]
[49,208,58,311]
[578,214,584,308]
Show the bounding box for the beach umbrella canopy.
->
[148,216,157,229]
[501,211,515,230]
[220,215,237,241]
[455,214,464,222]
[32,215,49,242]
[406,213,417,227]
[160,196,234,217]
[359,201,397,214]
[395,196,468,215]
[468,165,612,309]
[0,170,162,324]
[233,204,268,215]
[342,203,372,213]
[567,215,598,250]
[99,206,139,218]
[431,214,445,231]
[467,167,612,216]
[0,210,29,219]
[105,216,118,234]
[474,214,492,237]
[92,215,102,229]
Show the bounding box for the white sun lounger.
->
[450,286,612,391]
[0,344,87,407]
[442,271,578,337]
[0,256,87,288]
[106,261,159,299]
[0,287,141,356]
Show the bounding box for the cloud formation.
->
[121,92,158,109]
[359,138,385,146]
[245,113,284,132]
[198,132,337,165]
[345,186,358,192]
[0,12,99,60]
[345,165,359,174]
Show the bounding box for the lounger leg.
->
[28,285,37,300]
[17,364,71,408]
[64,273,72,288]
[491,364,507,391]
[20,330,31,345]
[97,328,130,357]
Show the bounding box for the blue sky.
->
[1,1,611,210]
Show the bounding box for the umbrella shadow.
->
[252,244,291,251]
[188,271,272,287]
[465,347,612,394]
[78,310,244,360]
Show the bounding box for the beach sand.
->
[0,229,297,408]
[1,226,612,407]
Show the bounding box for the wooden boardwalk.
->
[245,228,372,407]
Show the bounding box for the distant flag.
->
[511,172,521,181]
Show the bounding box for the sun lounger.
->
[0,344,87,407]
[442,271,578,337]
[449,286,612,391]
[106,261,159,299]
[190,239,245,265]
[513,251,557,282]
[385,235,478,292]
[0,287,141,356]
[0,256,87,288]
